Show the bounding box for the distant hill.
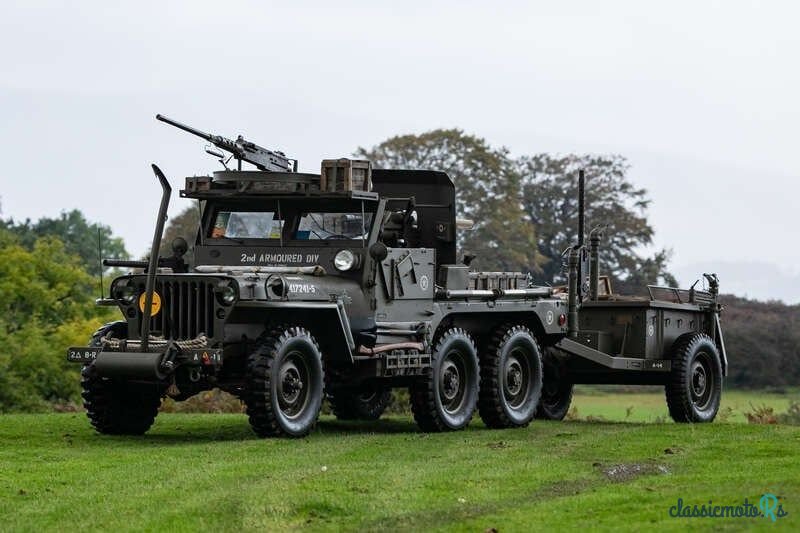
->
[720,294,800,389]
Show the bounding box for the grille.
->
[139,279,216,340]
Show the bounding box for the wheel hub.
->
[504,350,530,409]
[689,352,714,411]
[691,363,706,396]
[441,361,461,402]
[506,361,523,396]
[277,355,310,418]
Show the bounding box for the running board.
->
[556,338,671,372]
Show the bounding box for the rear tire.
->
[329,383,392,421]
[535,348,573,421]
[478,324,543,428]
[81,322,163,435]
[410,328,479,432]
[245,325,324,437]
[665,332,723,423]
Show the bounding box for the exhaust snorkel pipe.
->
[589,225,605,301]
[566,170,586,339]
[140,164,172,352]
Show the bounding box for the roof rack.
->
[180,170,379,200]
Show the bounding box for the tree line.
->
[0,130,795,411]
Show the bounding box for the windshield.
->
[212,211,283,239]
[296,212,372,240]
[207,200,375,243]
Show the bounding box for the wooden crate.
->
[321,159,372,192]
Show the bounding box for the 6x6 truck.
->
[67,115,727,437]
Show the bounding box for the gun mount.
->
[156,114,295,172]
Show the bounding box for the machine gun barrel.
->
[156,114,214,142]
[156,113,293,172]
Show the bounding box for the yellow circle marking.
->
[138,291,162,317]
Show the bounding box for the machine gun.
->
[156,114,295,172]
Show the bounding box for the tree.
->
[516,154,676,288]
[356,129,542,273]
[357,130,674,287]
[159,204,201,257]
[0,230,111,411]
[1,209,128,277]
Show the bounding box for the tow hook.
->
[159,343,180,376]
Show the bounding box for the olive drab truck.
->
[66,115,727,437]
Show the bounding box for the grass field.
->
[1,388,798,532]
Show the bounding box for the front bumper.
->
[66,344,223,380]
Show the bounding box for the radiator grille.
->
[139,279,216,340]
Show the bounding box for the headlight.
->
[334,249,358,271]
[216,280,238,306]
[265,276,287,299]
[113,282,136,305]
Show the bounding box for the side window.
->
[211,211,283,239]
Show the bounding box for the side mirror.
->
[171,237,189,258]
[369,242,388,261]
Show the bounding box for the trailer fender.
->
[714,314,728,377]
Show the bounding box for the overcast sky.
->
[1,1,798,302]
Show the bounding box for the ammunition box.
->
[321,159,372,192]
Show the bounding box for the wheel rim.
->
[439,351,466,414]
[504,348,531,409]
[690,351,714,411]
[277,351,310,420]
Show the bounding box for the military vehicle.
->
[66,115,727,437]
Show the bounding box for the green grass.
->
[1,390,798,532]
[571,386,797,423]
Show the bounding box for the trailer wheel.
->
[81,322,163,435]
[665,332,723,423]
[329,383,392,421]
[478,324,543,428]
[410,328,479,431]
[535,349,573,421]
[245,325,324,437]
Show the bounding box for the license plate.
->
[66,347,102,363]
[644,359,671,371]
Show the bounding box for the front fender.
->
[235,301,355,364]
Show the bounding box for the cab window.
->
[211,211,283,239]
[295,212,373,240]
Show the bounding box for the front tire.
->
[478,324,543,428]
[410,328,479,432]
[81,321,163,435]
[665,332,723,423]
[245,326,324,437]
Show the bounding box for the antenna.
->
[97,227,104,299]
[578,169,585,248]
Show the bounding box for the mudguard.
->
[237,300,356,363]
